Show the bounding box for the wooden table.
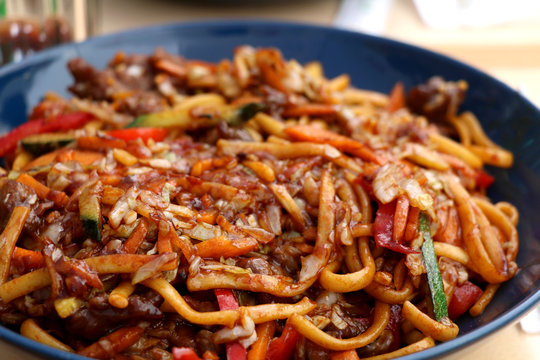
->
[1,0,539,359]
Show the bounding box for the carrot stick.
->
[23,149,104,171]
[157,221,174,254]
[22,150,59,170]
[12,247,45,270]
[284,125,383,165]
[330,350,360,360]
[123,218,149,254]
[195,236,258,259]
[16,173,68,206]
[393,195,410,243]
[191,158,214,177]
[0,207,30,284]
[166,222,195,262]
[55,149,104,165]
[386,82,405,113]
[247,321,276,360]
[198,209,218,224]
[404,206,420,243]
[281,103,337,118]
[77,136,126,151]
[16,173,49,199]
[78,326,144,359]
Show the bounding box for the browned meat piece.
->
[109,53,156,91]
[0,179,44,235]
[407,76,467,123]
[69,54,168,116]
[66,292,163,340]
[68,58,123,100]
[235,257,274,275]
[113,90,167,117]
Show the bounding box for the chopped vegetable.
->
[246,321,276,360]
[386,82,405,113]
[172,347,203,360]
[448,281,483,319]
[228,102,267,126]
[195,236,259,259]
[284,125,383,165]
[107,127,168,142]
[265,322,301,360]
[16,173,69,206]
[374,201,417,254]
[419,212,449,321]
[475,169,494,189]
[0,112,93,157]
[128,107,217,129]
[79,185,103,242]
[77,136,126,151]
[78,326,144,358]
[214,289,248,360]
[21,133,75,156]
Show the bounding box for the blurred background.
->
[1,0,539,105]
[0,1,538,359]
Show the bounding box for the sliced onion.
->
[132,253,177,284]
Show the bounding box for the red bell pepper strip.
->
[475,169,494,189]
[265,322,301,360]
[0,112,94,157]
[448,281,483,319]
[172,347,203,360]
[374,202,418,254]
[214,289,248,360]
[107,127,168,142]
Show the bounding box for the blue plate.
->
[0,20,539,360]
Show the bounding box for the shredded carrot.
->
[123,219,149,254]
[404,206,420,243]
[155,221,180,271]
[282,103,337,118]
[330,350,360,360]
[393,195,410,243]
[195,236,259,259]
[284,125,383,165]
[386,82,406,113]
[157,221,174,254]
[247,321,276,360]
[16,173,49,199]
[78,326,144,358]
[16,173,68,206]
[22,150,60,170]
[166,223,195,261]
[433,206,462,246]
[55,149,104,165]
[77,136,126,151]
[12,247,45,270]
[198,209,218,224]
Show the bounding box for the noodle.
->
[0,46,519,359]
